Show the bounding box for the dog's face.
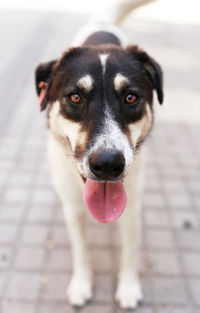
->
[35,45,163,182]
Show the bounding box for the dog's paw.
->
[115,276,143,309]
[67,273,92,306]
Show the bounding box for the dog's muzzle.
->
[88,150,125,181]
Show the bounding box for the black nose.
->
[89,150,125,180]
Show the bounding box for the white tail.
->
[89,0,156,25]
[72,0,156,46]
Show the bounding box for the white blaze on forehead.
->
[99,54,109,75]
[77,75,94,92]
[114,73,129,91]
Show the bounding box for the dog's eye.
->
[125,93,137,104]
[69,93,81,104]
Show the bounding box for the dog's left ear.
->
[35,60,57,111]
[127,46,164,104]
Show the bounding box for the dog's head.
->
[35,44,163,222]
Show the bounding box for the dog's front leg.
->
[115,153,144,309]
[48,134,92,306]
[63,204,92,307]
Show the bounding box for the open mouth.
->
[83,179,127,223]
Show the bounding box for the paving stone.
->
[3,187,30,205]
[14,247,45,270]
[38,304,73,313]
[171,212,199,230]
[188,279,200,306]
[0,224,18,243]
[20,225,49,245]
[55,208,65,223]
[141,277,154,304]
[155,305,193,313]
[188,178,200,193]
[159,159,178,170]
[92,248,113,272]
[0,146,16,158]
[116,305,153,313]
[0,273,6,295]
[0,138,20,150]
[27,204,53,222]
[16,158,36,172]
[144,211,170,228]
[93,274,113,303]
[163,178,186,193]
[10,172,33,187]
[182,253,200,275]
[146,229,175,249]
[153,278,188,304]
[160,165,181,177]
[144,176,161,191]
[180,159,199,170]
[148,251,181,275]
[167,194,191,209]
[1,301,36,313]
[177,230,200,250]
[80,304,111,313]
[145,166,158,179]
[7,273,40,300]
[87,226,111,247]
[143,193,165,208]
[0,204,25,221]
[35,173,52,188]
[111,225,123,247]
[23,138,44,151]
[31,188,57,206]
[194,194,200,209]
[41,273,70,301]
[0,246,13,269]
[46,248,72,271]
[51,226,69,247]
[110,250,120,273]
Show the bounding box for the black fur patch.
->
[83,31,121,46]
[35,60,57,110]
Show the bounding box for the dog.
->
[35,0,163,309]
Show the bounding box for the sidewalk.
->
[0,9,199,313]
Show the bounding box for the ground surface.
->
[0,9,200,313]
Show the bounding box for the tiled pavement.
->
[0,9,200,313]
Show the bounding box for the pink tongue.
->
[83,179,127,223]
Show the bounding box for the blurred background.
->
[0,0,199,312]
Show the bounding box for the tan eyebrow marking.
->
[77,75,94,92]
[114,73,129,91]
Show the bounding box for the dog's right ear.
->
[35,60,57,111]
[127,46,163,105]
